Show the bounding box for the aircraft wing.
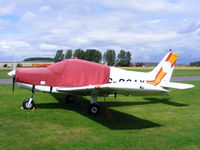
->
[162,82,195,89]
[56,84,116,95]
[56,83,169,96]
[56,85,100,95]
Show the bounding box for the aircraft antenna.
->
[113,58,122,67]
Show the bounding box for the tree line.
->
[23,49,131,66]
[190,61,200,67]
[54,49,132,66]
[23,57,54,62]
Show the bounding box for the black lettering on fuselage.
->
[119,79,125,82]
[109,78,145,83]
[109,78,112,83]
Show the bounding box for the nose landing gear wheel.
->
[22,98,35,110]
[88,103,100,114]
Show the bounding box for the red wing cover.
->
[16,59,110,87]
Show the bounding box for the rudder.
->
[146,52,179,86]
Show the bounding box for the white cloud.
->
[39,6,51,12]
[0,0,200,62]
[21,11,36,20]
[39,43,66,50]
[0,40,30,49]
[179,20,200,33]
[101,0,184,13]
[0,5,15,15]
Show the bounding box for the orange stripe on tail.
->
[165,53,178,67]
[146,68,167,85]
[146,52,179,86]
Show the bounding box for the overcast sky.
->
[0,0,200,63]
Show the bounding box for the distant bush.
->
[23,57,54,62]
[17,64,22,67]
[190,61,200,67]
[3,64,7,67]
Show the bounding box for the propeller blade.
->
[12,75,16,93]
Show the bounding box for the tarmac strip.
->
[0,76,200,85]
[0,79,12,84]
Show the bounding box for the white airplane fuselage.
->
[16,66,168,96]
[12,52,194,97]
[109,67,147,84]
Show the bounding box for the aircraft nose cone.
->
[8,70,16,77]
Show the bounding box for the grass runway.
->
[0,81,200,150]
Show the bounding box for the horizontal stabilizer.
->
[163,82,195,89]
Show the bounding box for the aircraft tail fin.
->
[146,51,178,86]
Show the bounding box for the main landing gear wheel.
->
[88,103,100,114]
[65,95,76,103]
[22,98,35,110]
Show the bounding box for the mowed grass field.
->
[0,69,12,78]
[0,81,200,150]
[0,67,200,79]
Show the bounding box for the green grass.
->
[172,70,200,76]
[0,82,200,150]
[0,69,11,78]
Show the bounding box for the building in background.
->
[0,62,54,68]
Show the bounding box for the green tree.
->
[125,51,131,66]
[117,50,132,66]
[65,49,73,59]
[54,50,64,62]
[23,57,54,62]
[190,61,200,67]
[73,49,85,59]
[85,49,102,63]
[105,50,116,66]
[117,50,126,66]
[3,64,7,68]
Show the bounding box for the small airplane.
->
[8,50,194,114]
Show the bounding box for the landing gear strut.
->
[88,95,100,114]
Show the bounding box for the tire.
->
[22,98,35,110]
[88,103,100,114]
[65,95,76,103]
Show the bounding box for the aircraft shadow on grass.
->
[36,95,187,130]
[143,97,188,107]
[102,97,188,107]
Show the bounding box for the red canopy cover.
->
[16,59,110,87]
